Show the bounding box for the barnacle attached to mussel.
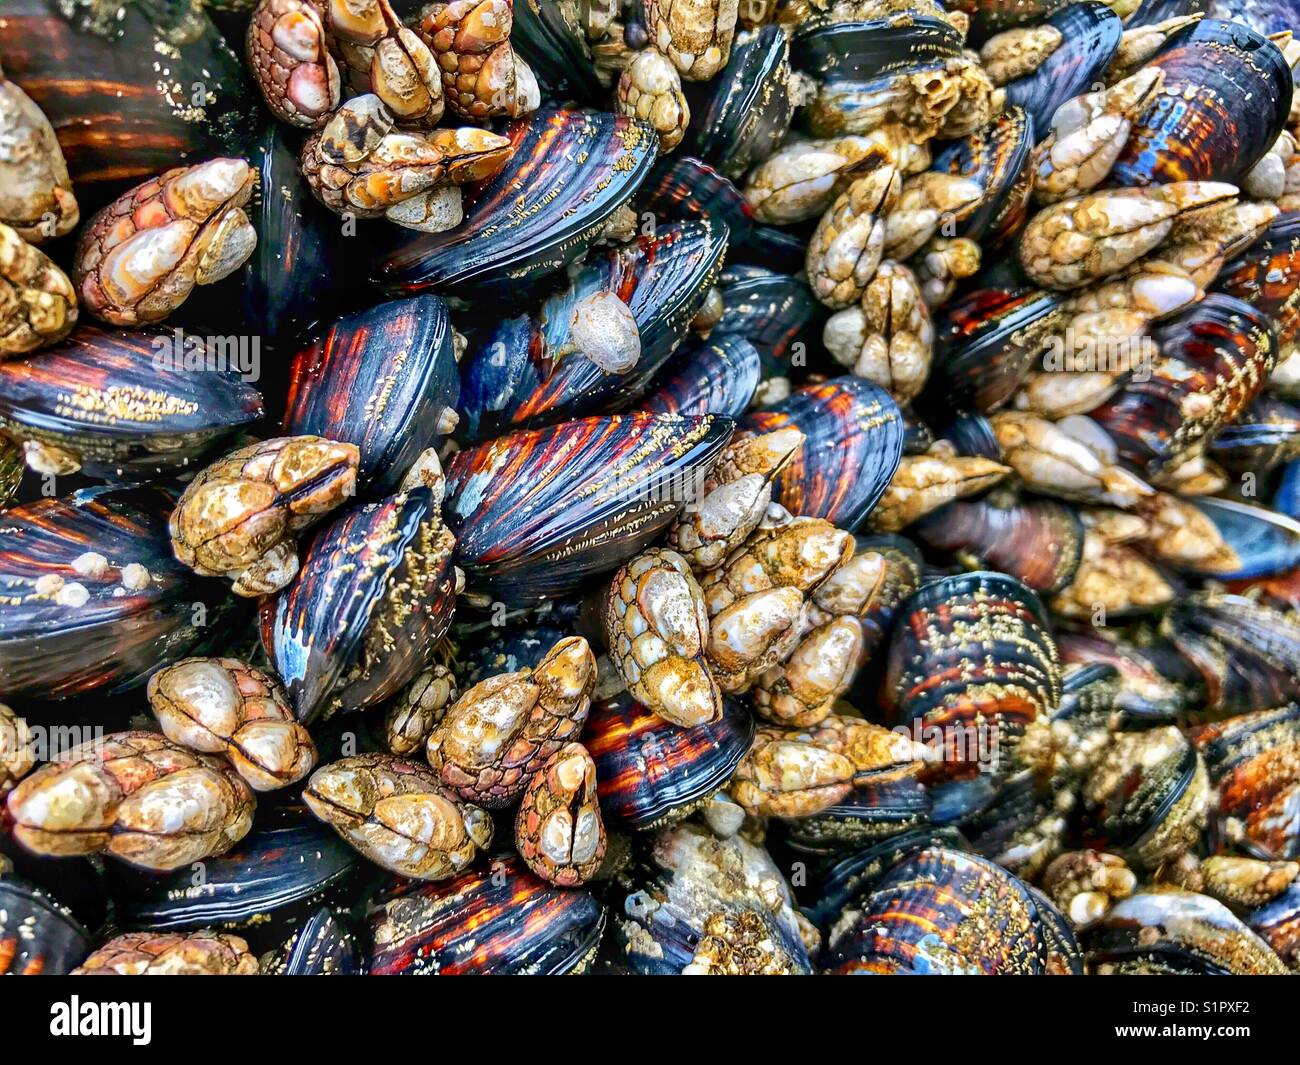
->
[425,636,596,807]
[169,435,361,598]
[6,731,255,873]
[73,158,258,327]
[147,657,317,792]
[303,753,492,880]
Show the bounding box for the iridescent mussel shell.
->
[1089,294,1276,481]
[636,156,755,244]
[0,0,257,203]
[1086,888,1289,974]
[509,0,603,102]
[0,485,233,700]
[0,873,91,974]
[1162,593,1300,718]
[929,106,1035,249]
[282,295,459,494]
[792,16,966,138]
[639,335,762,418]
[1174,497,1300,580]
[1191,704,1300,861]
[264,906,362,975]
[458,221,727,440]
[680,25,793,180]
[882,571,1063,782]
[105,801,359,951]
[1075,725,1208,869]
[1214,213,1300,373]
[261,487,457,722]
[823,846,1051,974]
[1207,395,1300,474]
[913,494,1085,594]
[712,265,828,381]
[443,413,733,605]
[234,121,352,345]
[374,110,657,297]
[1110,17,1293,187]
[616,822,812,974]
[999,3,1122,135]
[0,325,262,480]
[743,377,904,531]
[1206,0,1295,35]
[1057,630,1201,726]
[585,692,754,829]
[930,287,1068,413]
[367,855,606,975]
[793,825,965,934]
[776,769,932,856]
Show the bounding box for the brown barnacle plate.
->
[912,493,1085,595]
[1191,704,1300,862]
[373,109,657,298]
[0,324,263,480]
[823,846,1051,974]
[881,571,1063,783]
[1160,593,1300,720]
[1086,888,1289,974]
[260,486,457,723]
[0,0,258,204]
[1110,17,1293,188]
[367,854,606,975]
[0,873,91,974]
[1088,294,1276,483]
[0,485,233,700]
[283,294,459,495]
[585,692,755,830]
[743,376,904,531]
[443,412,733,606]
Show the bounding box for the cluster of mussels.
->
[1,0,1300,977]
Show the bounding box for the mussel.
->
[1109,18,1293,187]
[374,109,658,297]
[105,801,359,952]
[261,487,458,722]
[585,692,755,829]
[0,485,235,700]
[458,221,727,440]
[615,822,812,974]
[680,25,793,180]
[0,325,262,480]
[639,334,762,418]
[1086,888,1289,974]
[823,846,1052,974]
[368,855,606,975]
[443,412,733,605]
[0,0,257,204]
[743,376,905,530]
[282,295,459,494]
[1088,294,1276,483]
[0,872,91,974]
